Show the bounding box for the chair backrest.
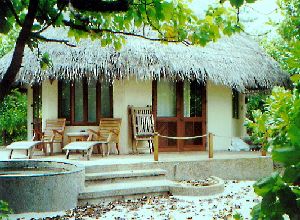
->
[134,114,155,136]
[130,106,152,115]
[97,118,122,143]
[130,106,155,138]
[43,118,66,141]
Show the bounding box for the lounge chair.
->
[129,106,155,153]
[63,118,122,160]
[34,118,66,155]
[6,141,43,159]
[64,140,111,160]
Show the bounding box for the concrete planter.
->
[0,160,85,213]
[170,176,224,196]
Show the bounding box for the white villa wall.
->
[113,79,152,154]
[206,82,232,151]
[27,79,245,153]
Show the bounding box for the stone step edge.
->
[78,192,170,205]
[85,169,167,181]
[79,180,174,199]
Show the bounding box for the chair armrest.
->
[52,129,63,137]
[87,129,99,135]
[33,129,44,140]
[109,129,120,135]
[34,129,43,136]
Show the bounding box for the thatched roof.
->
[0,28,289,91]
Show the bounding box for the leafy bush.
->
[0,89,27,145]
[249,86,300,219]
[0,200,12,219]
[246,93,267,121]
[245,87,294,150]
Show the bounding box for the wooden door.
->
[153,80,206,152]
[181,81,206,151]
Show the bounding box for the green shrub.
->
[0,89,27,145]
[249,86,300,219]
[246,93,267,121]
[0,200,12,219]
[245,87,294,150]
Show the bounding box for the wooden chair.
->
[129,106,155,153]
[88,118,122,155]
[34,118,66,155]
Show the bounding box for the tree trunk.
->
[2,130,7,146]
[0,0,38,102]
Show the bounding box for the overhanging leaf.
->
[229,0,244,8]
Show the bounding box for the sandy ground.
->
[10,180,260,220]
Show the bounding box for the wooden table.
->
[66,132,89,143]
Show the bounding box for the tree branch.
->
[70,0,132,12]
[63,20,184,43]
[5,0,22,26]
[33,33,76,47]
[238,25,272,37]
[0,0,38,102]
[35,9,64,34]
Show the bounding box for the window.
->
[232,89,239,119]
[157,81,177,117]
[58,80,113,125]
[184,81,202,117]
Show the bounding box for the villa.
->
[0,29,289,154]
[0,28,290,215]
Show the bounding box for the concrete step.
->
[84,162,174,174]
[79,180,173,204]
[85,169,167,186]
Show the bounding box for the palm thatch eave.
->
[0,28,290,92]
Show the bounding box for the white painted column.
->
[41,80,58,129]
[41,80,59,152]
[27,86,33,140]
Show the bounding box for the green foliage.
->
[233,212,244,220]
[249,86,300,219]
[250,1,300,215]
[0,0,257,65]
[0,30,18,58]
[0,89,27,145]
[245,109,268,149]
[261,0,300,75]
[40,52,53,70]
[0,200,12,219]
[246,93,267,121]
[245,87,294,149]
[0,0,259,82]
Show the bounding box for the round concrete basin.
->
[0,160,85,214]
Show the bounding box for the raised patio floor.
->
[0,149,273,181]
[0,149,268,164]
[0,148,266,164]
